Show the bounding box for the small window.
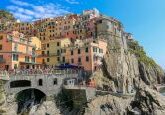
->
[99,49,103,53]
[62,57,65,63]
[93,47,97,52]
[0,36,3,40]
[47,51,49,55]
[57,42,60,46]
[85,47,88,53]
[47,44,49,48]
[71,58,74,63]
[42,59,45,63]
[13,54,19,61]
[57,57,60,62]
[71,50,73,55]
[38,79,43,86]
[0,44,2,50]
[47,58,50,62]
[86,56,89,62]
[53,78,57,85]
[78,49,81,54]
[57,50,60,55]
[0,55,3,60]
[78,57,81,63]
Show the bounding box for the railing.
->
[5,69,79,76]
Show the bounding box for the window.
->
[78,49,81,54]
[25,56,29,62]
[0,44,2,50]
[99,49,103,53]
[47,51,49,55]
[38,79,43,86]
[13,54,19,61]
[62,57,65,63]
[53,78,58,85]
[71,50,73,55]
[0,36,3,40]
[47,44,49,48]
[57,42,60,46]
[85,47,88,53]
[57,50,60,55]
[57,57,60,62]
[32,57,35,63]
[93,47,97,52]
[14,64,17,69]
[47,58,50,62]
[91,32,93,36]
[61,49,66,53]
[42,59,45,63]
[86,56,89,62]
[71,58,74,63]
[0,55,3,61]
[78,57,81,63]
[42,51,45,55]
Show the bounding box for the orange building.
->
[0,31,41,70]
[59,38,107,73]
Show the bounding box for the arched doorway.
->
[10,80,31,88]
[16,88,46,114]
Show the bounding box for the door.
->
[5,65,9,71]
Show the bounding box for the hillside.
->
[0,10,15,21]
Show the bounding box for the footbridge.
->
[2,69,79,97]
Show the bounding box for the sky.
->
[0,0,165,69]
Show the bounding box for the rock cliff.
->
[87,33,165,114]
[84,85,165,115]
[92,34,165,94]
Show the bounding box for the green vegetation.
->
[0,10,15,21]
[128,40,157,67]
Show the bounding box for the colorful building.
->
[40,38,71,66]
[40,37,107,72]
[0,31,41,70]
[60,38,107,72]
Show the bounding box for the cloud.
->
[65,0,79,4]
[7,0,71,22]
[10,0,32,7]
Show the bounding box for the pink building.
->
[0,31,38,70]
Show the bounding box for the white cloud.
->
[10,0,32,7]
[65,0,79,4]
[7,0,71,22]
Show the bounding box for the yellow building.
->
[40,38,71,66]
[30,37,42,65]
